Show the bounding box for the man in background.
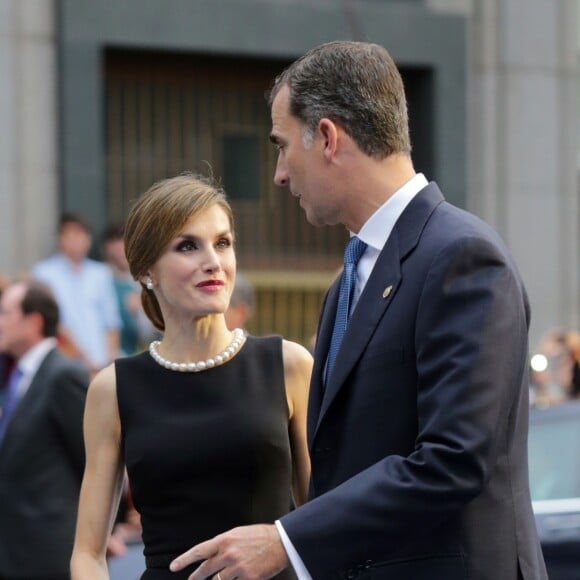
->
[32,213,121,375]
[0,279,89,580]
[225,272,255,332]
[101,223,156,356]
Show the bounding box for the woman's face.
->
[147,204,236,323]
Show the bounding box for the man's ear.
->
[318,118,339,161]
[26,311,45,338]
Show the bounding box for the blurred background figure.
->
[101,224,151,565]
[224,271,255,331]
[106,477,143,561]
[31,213,121,375]
[0,279,89,580]
[564,330,580,399]
[101,223,157,356]
[0,272,10,295]
[0,274,14,394]
[530,327,580,408]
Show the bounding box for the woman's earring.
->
[145,277,154,290]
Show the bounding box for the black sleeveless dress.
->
[116,335,296,579]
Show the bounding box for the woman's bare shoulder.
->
[281,339,313,373]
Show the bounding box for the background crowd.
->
[529,328,580,409]
[0,215,261,577]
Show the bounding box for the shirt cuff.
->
[275,520,312,580]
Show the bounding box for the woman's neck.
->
[156,316,236,363]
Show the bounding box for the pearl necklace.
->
[149,328,246,372]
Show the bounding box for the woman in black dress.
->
[71,174,312,579]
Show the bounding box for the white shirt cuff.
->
[275,520,312,580]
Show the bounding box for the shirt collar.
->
[356,173,429,251]
[17,338,58,378]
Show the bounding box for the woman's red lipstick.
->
[196,280,224,288]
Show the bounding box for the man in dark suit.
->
[0,279,89,580]
[172,41,547,580]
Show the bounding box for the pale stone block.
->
[506,188,570,342]
[17,0,55,39]
[471,0,500,69]
[426,0,473,16]
[502,72,559,190]
[0,0,15,38]
[468,72,501,224]
[18,38,57,166]
[502,0,558,68]
[19,168,58,267]
[0,52,15,166]
[555,0,579,70]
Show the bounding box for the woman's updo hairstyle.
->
[124,173,233,331]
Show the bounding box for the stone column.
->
[433,0,579,348]
[0,0,58,277]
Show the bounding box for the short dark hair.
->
[59,213,92,236]
[269,40,411,159]
[20,280,60,338]
[102,223,126,244]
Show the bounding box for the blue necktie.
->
[325,236,367,384]
[0,366,23,444]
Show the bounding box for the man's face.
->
[270,85,340,227]
[0,284,30,359]
[58,222,92,263]
[103,238,130,273]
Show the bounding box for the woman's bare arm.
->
[70,364,126,579]
[282,340,313,507]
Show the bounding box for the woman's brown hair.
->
[124,173,234,331]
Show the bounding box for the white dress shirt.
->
[353,173,429,309]
[32,254,121,368]
[277,173,429,580]
[15,338,58,399]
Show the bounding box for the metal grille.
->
[105,50,346,344]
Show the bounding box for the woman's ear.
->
[140,275,155,290]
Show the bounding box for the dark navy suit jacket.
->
[281,183,547,580]
[0,347,89,578]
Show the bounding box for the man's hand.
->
[106,533,128,558]
[170,524,289,580]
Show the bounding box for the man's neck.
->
[342,153,416,233]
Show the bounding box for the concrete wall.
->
[429,0,579,347]
[468,0,579,347]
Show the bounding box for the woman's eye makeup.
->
[216,237,232,249]
[175,239,197,252]
[172,235,232,253]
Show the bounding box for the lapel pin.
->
[382,285,393,299]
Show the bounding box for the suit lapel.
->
[314,232,402,434]
[312,183,445,441]
[0,349,56,451]
[307,277,340,444]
